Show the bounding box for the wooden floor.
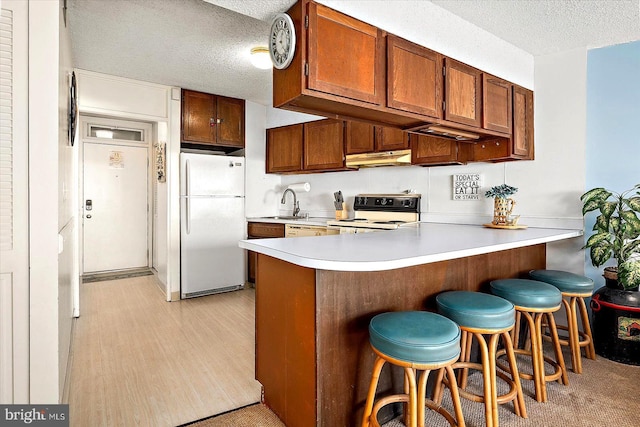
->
[67,275,261,427]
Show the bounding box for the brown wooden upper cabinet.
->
[472,85,534,162]
[483,74,512,134]
[271,1,534,165]
[512,85,534,159]
[266,119,347,174]
[410,134,466,166]
[387,35,443,119]
[303,120,346,171]
[266,124,304,173]
[345,122,409,154]
[443,58,482,128]
[306,2,385,105]
[182,89,245,148]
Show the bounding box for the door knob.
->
[86,214,92,219]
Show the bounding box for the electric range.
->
[326,194,421,234]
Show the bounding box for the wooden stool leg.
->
[405,367,418,427]
[501,331,528,419]
[487,333,500,427]
[546,312,569,386]
[567,296,582,373]
[578,296,596,360]
[512,311,521,348]
[361,357,386,427]
[417,369,430,427]
[404,369,413,426]
[445,365,466,427]
[458,331,472,388]
[521,312,544,402]
[474,332,495,427]
[433,366,446,405]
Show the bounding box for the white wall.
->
[529,48,588,272]
[28,0,64,403]
[245,102,282,217]
[57,0,76,400]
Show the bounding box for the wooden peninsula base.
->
[255,244,546,427]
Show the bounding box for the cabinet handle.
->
[210,118,216,127]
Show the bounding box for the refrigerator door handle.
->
[185,159,191,234]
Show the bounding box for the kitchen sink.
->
[264,215,306,220]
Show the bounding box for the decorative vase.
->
[492,197,515,225]
[590,283,640,365]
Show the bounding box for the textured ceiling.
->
[68,0,640,107]
[431,0,640,55]
[68,0,274,105]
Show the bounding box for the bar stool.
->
[362,311,465,427]
[529,269,596,374]
[490,279,569,403]
[435,291,527,427]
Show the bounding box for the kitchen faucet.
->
[281,188,300,217]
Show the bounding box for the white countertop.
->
[238,222,583,272]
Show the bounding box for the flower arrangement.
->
[485,184,518,199]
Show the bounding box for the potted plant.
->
[581,183,640,365]
[485,184,518,225]
[580,184,640,291]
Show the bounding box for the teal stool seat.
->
[490,279,562,309]
[528,270,596,374]
[434,291,526,426]
[436,291,515,330]
[369,311,460,364]
[490,278,568,403]
[363,311,465,427]
[529,270,594,294]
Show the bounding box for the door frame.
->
[78,115,154,276]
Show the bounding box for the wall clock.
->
[270,13,296,70]
[68,71,78,146]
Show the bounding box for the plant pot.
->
[590,285,640,365]
[492,197,515,225]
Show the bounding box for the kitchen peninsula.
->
[239,223,582,427]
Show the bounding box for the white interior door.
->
[83,142,149,273]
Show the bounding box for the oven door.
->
[327,225,383,234]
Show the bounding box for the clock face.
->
[270,13,296,70]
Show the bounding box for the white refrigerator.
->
[180,153,245,298]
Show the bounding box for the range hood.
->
[345,149,412,168]
[410,125,480,141]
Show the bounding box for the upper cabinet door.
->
[182,90,216,144]
[512,85,534,159]
[410,134,463,165]
[483,74,512,134]
[266,124,304,173]
[444,58,482,128]
[307,2,385,105]
[376,126,409,151]
[387,35,442,119]
[345,121,375,154]
[216,96,245,147]
[303,119,345,170]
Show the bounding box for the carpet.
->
[188,348,640,427]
